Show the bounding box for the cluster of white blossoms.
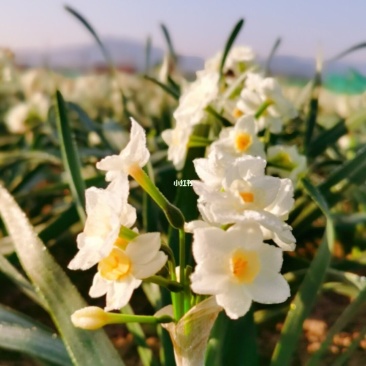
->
[187,139,295,318]
[70,46,304,334]
[161,46,303,320]
[68,119,168,311]
[163,45,306,185]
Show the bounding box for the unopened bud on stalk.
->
[71,306,110,330]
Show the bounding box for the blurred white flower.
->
[4,103,29,133]
[194,152,266,191]
[96,118,150,181]
[68,175,136,271]
[89,232,167,311]
[190,223,290,319]
[174,71,219,127]
[237,73,297,133]
[162,124,193,170]
[202,46,255,76]
[267,145,307,184]
[210,115,265,159]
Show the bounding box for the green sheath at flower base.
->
[129,165,185,229]
[118,225,138,241]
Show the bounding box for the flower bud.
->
[71,306,109,330]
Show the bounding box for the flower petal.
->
[216,285,252,319]
[133,252,167,279]
[247,272,290,304]
[125,232,161,264]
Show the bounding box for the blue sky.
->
[2,1,366,62]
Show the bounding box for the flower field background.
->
[0,6,366,366]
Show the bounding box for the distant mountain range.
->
[13,36,366,78]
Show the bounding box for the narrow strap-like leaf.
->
[219,19,244,78]
[307,284,366,365]
[122,305,159,366]
[271,179,334,366]
[161,23,177,63]
[144,75,180,100]
[64,5,114,72]
[265,37,281,76]
[0,305,71,366]
[55,90,86,224]
[327,42,366,63]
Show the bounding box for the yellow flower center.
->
[235,132,252,152]
[239,191,254,203]
[114,237,129,250]
[233,108,244,118]
[98,248,131,281]
[230,249,260,283]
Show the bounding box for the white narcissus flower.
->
[161,124,193,170]
[210,115,265,159]
[190,224,290,319]
[236,73,297,133]
[192,158,295,251]
[4,103,30,134]
[96,118,150,181]
[193,176,295,251]
[173,72,219,127]
[202,46,255,76]
[267,145,307,184]
[68,175,136,271]
[194,152,266,191]
[89,232,167,311]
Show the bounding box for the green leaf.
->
[0,254,45,308]
[305,57,322,154]
[265,37,281,76]
[160,23,177,63]
[39,204,79,244]
[64,5,114,72]
[0,185,125,366]
[332,326,366,366]
[0,305,72,366]
[55,90,86,224]
[271,180,335,366]
[144,75,180,100]
[121,305,158,366]
[219,19,244,78]
[67,102,115,152]
[308,283,366,364]
[327,41,366,63]
[206,309,259,366]
[145,36,152,74]
[0,151,61,166]
[307,119,347,157]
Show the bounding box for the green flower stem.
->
[144,275,183,292]
[129,165,185,229]
[178,229,186,319]
[160,244,176,269]
[184,266,193,314]
[118,226,138,241]
[255,100,273,119]
[108,312,174,325]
